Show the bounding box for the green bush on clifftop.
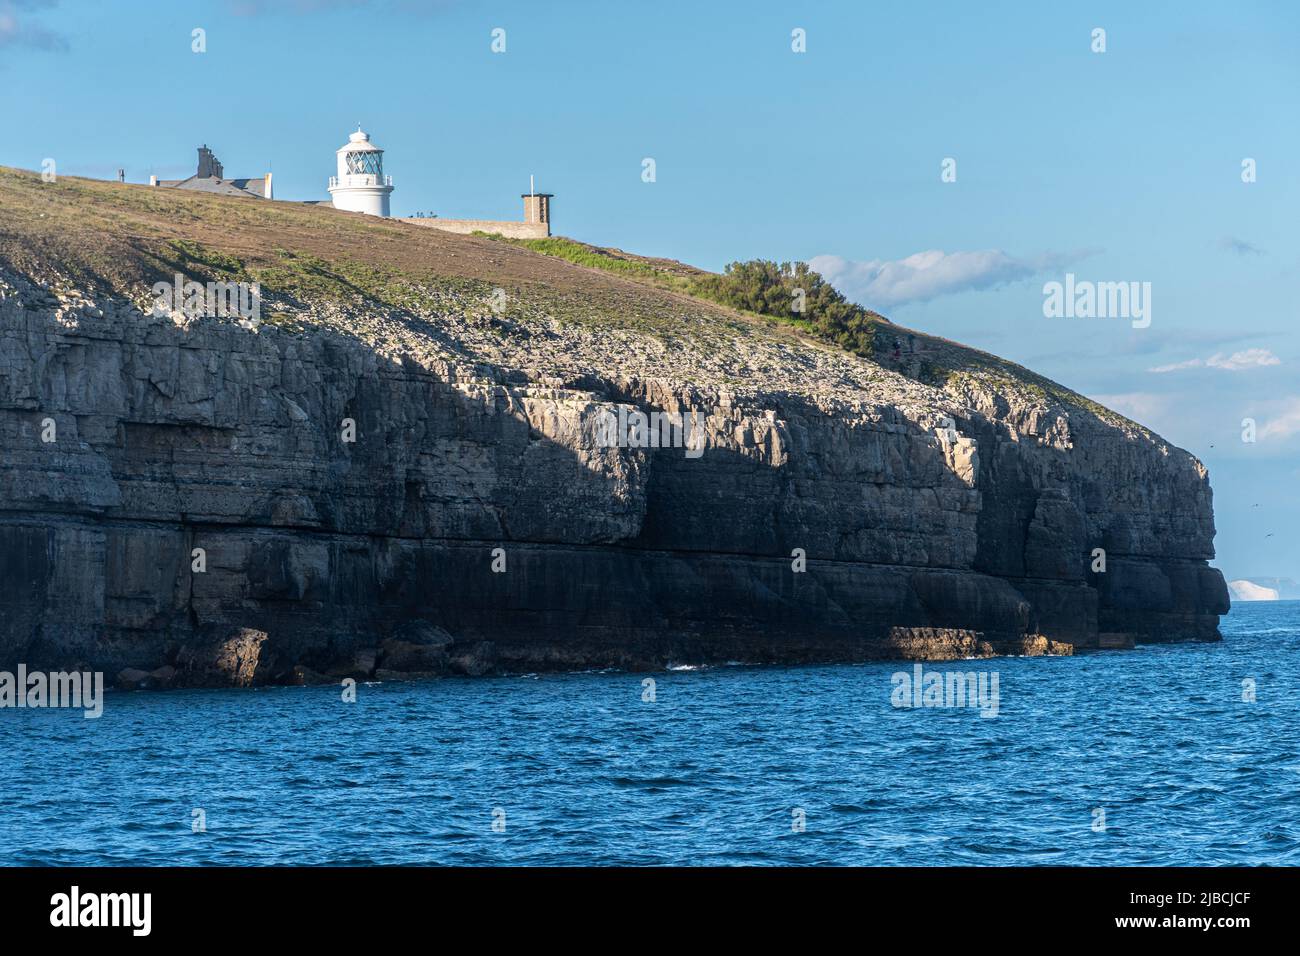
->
[688,260,884,358]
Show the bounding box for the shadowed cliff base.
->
[0,167,1228,686]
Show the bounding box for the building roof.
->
[156,175,267,198]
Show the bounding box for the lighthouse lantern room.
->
[328,127,394,217]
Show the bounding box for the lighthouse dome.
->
[340,127,382,153]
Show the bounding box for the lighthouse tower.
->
[327,127,393,216]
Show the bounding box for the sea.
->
[2,601,1297,866]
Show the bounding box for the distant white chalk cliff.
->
[1228,579,1281,602]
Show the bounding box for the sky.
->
[1,0,1297,584]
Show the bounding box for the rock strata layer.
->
[0,235,1227,686]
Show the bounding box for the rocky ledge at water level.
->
[0,191,1227,688]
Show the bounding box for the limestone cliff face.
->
[0,281,1227,686]
[0,177,1227,685]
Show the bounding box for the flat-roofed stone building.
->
[400,188,554,238]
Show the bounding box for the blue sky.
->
[2,0,1297,583]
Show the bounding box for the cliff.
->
[0,167,1229,686]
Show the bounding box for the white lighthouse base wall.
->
[328,188,391,217]
[399,218,550,239]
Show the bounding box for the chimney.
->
[521,190,553,234]
[197,145,223,179]
[264,172,273,200]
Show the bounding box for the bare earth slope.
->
[0,168,1228,686]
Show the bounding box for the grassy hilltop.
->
[0,165,1134,428]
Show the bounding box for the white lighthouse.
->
[327,127,393,216]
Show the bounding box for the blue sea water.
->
[2,602,1298,866]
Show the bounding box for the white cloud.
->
[1091,392,1174,424]
[1210,349,1282,370]
[1260,397,1300,441]
[1148,358,1203,373]
[0,0,67,51]
[809,248,1096,309]
[1149,348,1281,373]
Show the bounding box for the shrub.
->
[688,260,882,357]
